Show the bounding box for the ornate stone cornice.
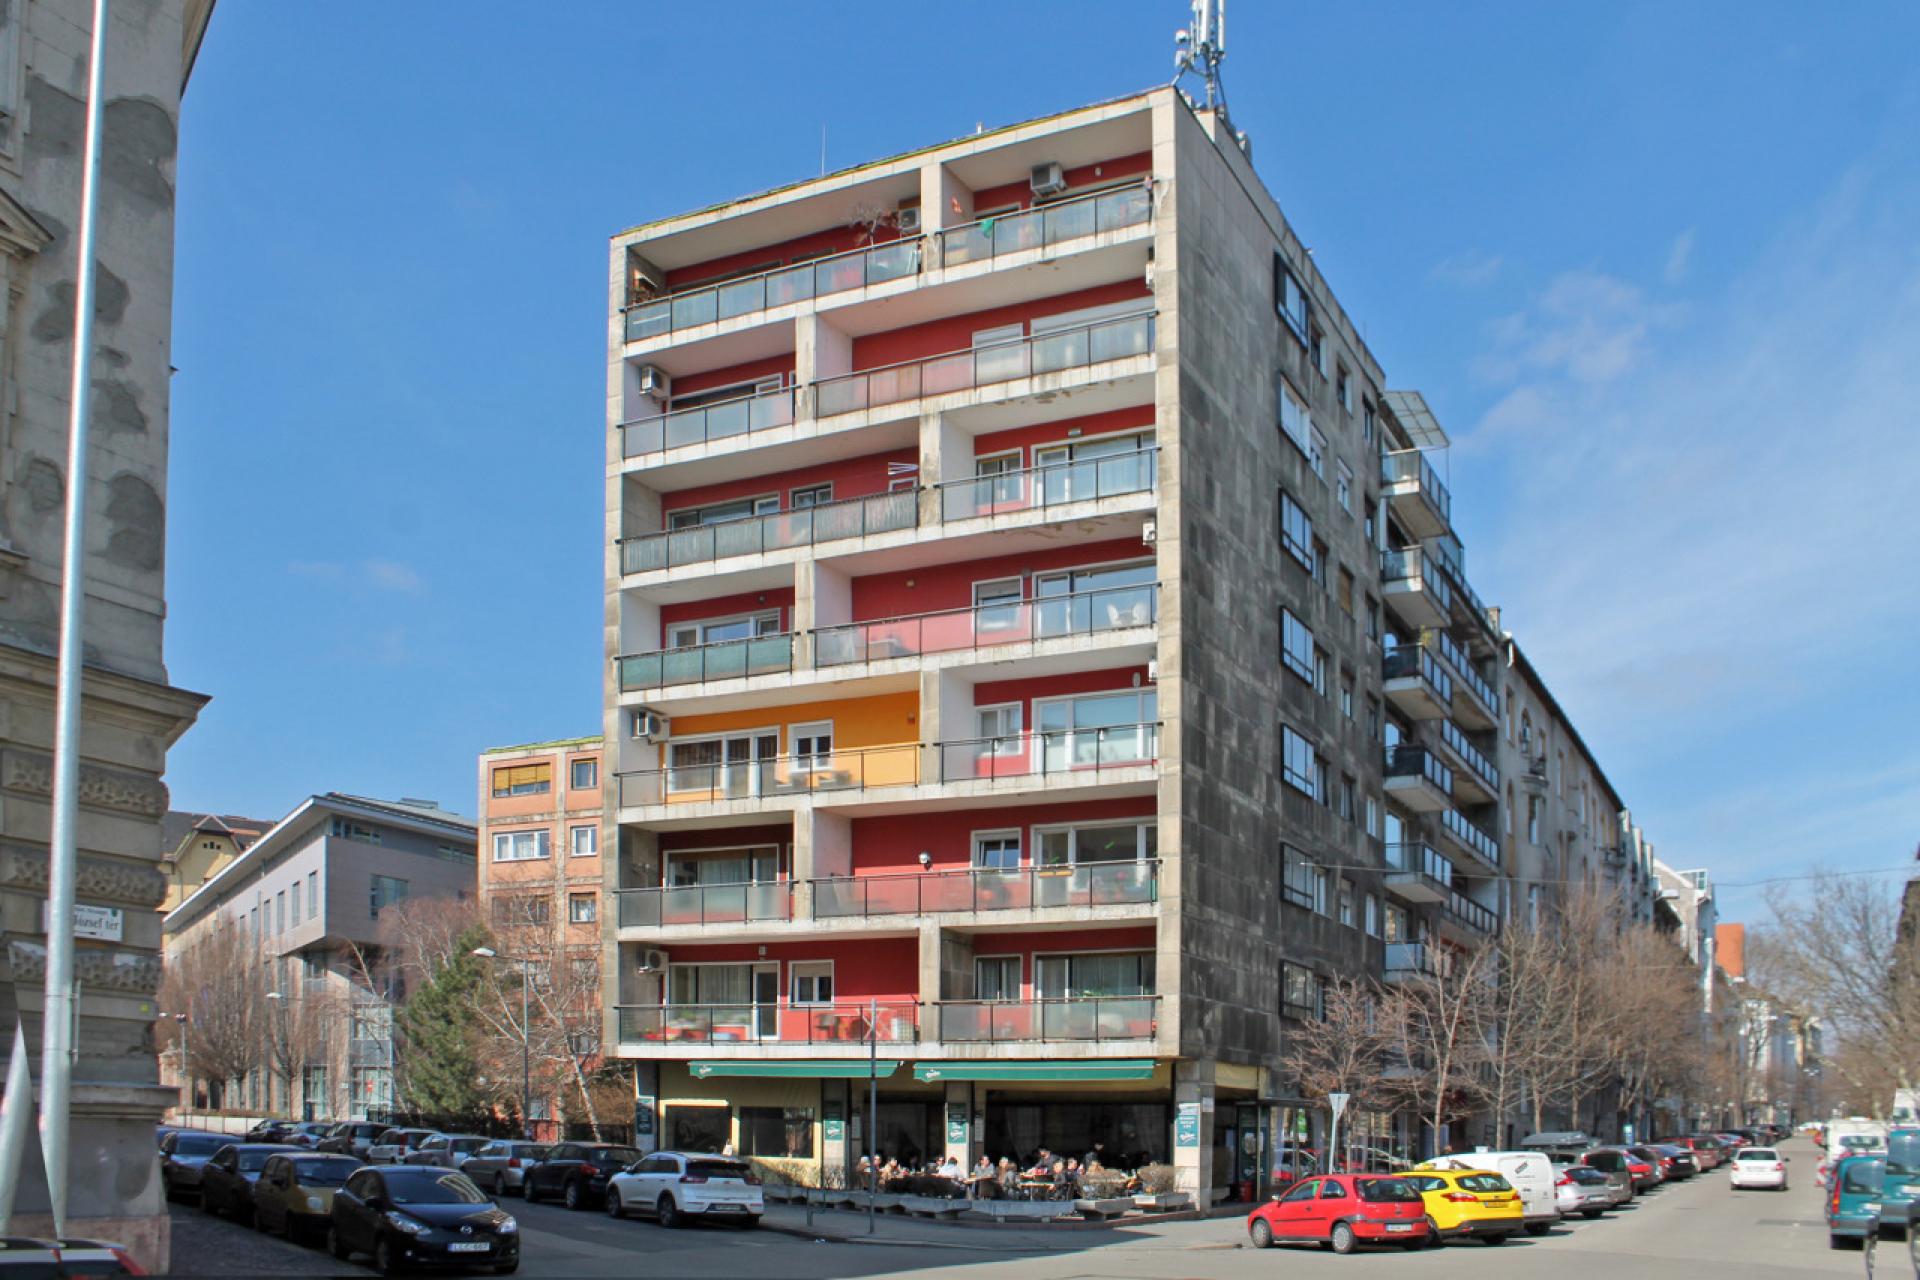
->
[7,939,162,995]
[0,842,166,907]
[0,748,168,818]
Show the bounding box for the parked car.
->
[1416,1152,1560,1236]
[1647,1144,1698,1179]
[403,1134,493,1171]
[1728,1145,1789,1191]
[1578,1149,1638,1200]
[159,1130,228,1201]
[603,1151,764,1228]
[1399,1169,1524,1245]
[366,1128,440,1164]
[198,1143,300,1223]
[280,1121,336,1149]
[1558,1165,1625,1217]
[250,1152,364,1243]
[1245,1173,1429,1252]
[1661,1136,1724,1170]
[327,1165,519,1276]
[461,1142,551,1198]
[1518,1131,1597,1159]
[0,1236,143,1275]
[316,1120,388,1160]
[1625,1145,1671,1185]
[1827,1153,1914,1250]
[522,1142,643,1211]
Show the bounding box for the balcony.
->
[1436,806,1501,871]
[934,724,1159,791]
[814,583,1158,669]
[1433,630,1498,730]
[1383,842,1451,905]
[1383,744,1452,813]
[1381,450,1451,540]
[1436,718,1498,803]
[1382,644,1452,720]
[813,312,1154,420]
[615,881,793,930]
[616,633,795,693]
[937,183,1153,270]
[617,742,920,808]
[935,996,1158,1044]
[1380,547,1452,630]
[620,385,796,461]
[616,1001,920,1047]
[1426,535,1496,638]
[1383,943,1437,984]
[934,447,1158,524]
[1439,889,1499,941]
[811,859,1158,920]
[624,239,923,344]
[619,488,917,576]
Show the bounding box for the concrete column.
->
[792,807,850,919]
[796,313,852,397]
[921,161,974,233]
[916,411,969,525]
[1173,1061,1216,1201]
[918,666,972,786]
[943,1081,971,1166]
[794,558,850,669]
[633,1061,661,1155]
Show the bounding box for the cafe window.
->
[739,1107,814,1159]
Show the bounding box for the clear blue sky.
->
[163,3,1920,923]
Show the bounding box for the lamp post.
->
[473,949,532,1140]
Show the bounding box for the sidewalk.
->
[756,1200,1238,1251]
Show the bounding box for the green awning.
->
[689,1060,900,1080]
[912,1060,1157,1083]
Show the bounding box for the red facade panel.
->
[848,538,1149,621]
[658,588,795,636]
[972,405,1155,465]
[671,354,796,399]
[973,665,1154,722]
[968,151,1153,213]
[847,799,1155,875]
[661,447,917,517]
[665,224,906,292]
[849,281,1150,372]
[661,937,917,1004]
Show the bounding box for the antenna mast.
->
[1171,0,1229,115]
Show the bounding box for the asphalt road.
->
[166,1137,1870,1279]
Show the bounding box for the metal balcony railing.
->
[620,385,795,459]
[1384,942,1437,979]
[616,1001,921,1045]
[813,584,1158,667]
[615,881,793,929]
[1444,890,1499,937]
[1438,806,1501,867]
[619,488,917,574]
[1384,842,1453,891]
[624,239,923,342]
[813,312,1154,418]
[1383,644,1454,704]
[1438,718,1498,791]
[615,634,794,692]
[1426,535,1492,631]
[1381,547,1454,612]
[935,995,1159,1043]
[937,183,1153,268]
[1381,449,1452,523]
[1385,744,1453,794]
[933,447,1158,523]
[811,859,1158,919]
[616,742,920,807]
[1432,630,1497,716]
[936,724,1160,786]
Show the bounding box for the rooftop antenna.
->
[1171,0,1230,116]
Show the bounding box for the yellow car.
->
[250,1152,364,1243]
[1401,1167,1524,1245]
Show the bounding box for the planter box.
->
[1073,1196,1135,1220]
[1133,1191,1192,1213]
[900,1195,970,1219]
[972,1199,1074,1222]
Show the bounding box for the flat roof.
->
[482,735,602,755]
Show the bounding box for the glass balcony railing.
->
[936,724,1160,786]
[1426,534,1492,631]
[620,488,917,574]
[812,859,1158,919]
[1381,449,1452,524]
[1432,630,1497,716]
[814,313,1154,418]
[616,633,794,691]
[616,1001,921,1045]
[1383,644,1453,704]
[1438,806,1501,867]
[1438,718,1498,791]
[933,447,1158,523]
[1381,548,1454,613]
[1385,744,1453,794]
[624,239,923,342]
[1384,842,1453,890]
[620,385,795,459]
[935,996,1159,1044]
[615,881,793,929]
[938,183,1153,268]
[1444,889,1499,937]
[1384,942,1437,979]
[814,584,1158,667]
[616,743,920,807]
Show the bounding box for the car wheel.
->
[658,1194,682,1229]
[563,1179,584,1211]
[1330,1222,1357,1254]
[1832,1234,1863,1251]
[740,1215,761,1229]
[1424,1217,1444,1248]
[1248,1219,1273,1249]
[1525,1222,1550,1237]
[494,1174,509,1198]
[374,1234,404,1276]
[328,1226,350,1261]
[606,1188,625,1219]
[523,1178,540,1205]
[1483,1232,1510,1246]
[1582,1209,1602,1219]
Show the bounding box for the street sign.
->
[40,902,121,942]
[1329,1092,1351,1122]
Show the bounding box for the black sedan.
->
[328,1165,519,1276]
[198,1143,300,1222]
[522,1142,642,1211]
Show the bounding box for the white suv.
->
[1728,1146,1788,1191]
[605,1152,764,1228]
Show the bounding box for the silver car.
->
[1559,1164,1625,1217]
[461,1141,551,1197]
[403,1134,493,1171]
[159,1130,228,1200]
[365,1127,439,1164]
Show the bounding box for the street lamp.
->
[473,949,532,1141]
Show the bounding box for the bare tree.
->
[1380,943,1494,1154]
[158,915,265,1108]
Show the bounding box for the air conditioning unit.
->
[635,948,668,974]
[630,709,669,741]
[895,204,922,234]
[1030,161,1067,198]
[636,365,671,398]
[1146,659,1158,682]
[1141,520,1157,545]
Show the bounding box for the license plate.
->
[449,1242,490,1253]
[708,1203,746,1213]
[1385,1223,1413,1233]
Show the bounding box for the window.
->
[1337,774,1355,822]
[1366,796,1380,839]
[973,577,1024,631]
[790,483,833,508]
[1361,399,1375,446]
[1280,609,1314,683]
[1365,894,1381,938]
[1338,878,1355,927]
[1034,951,1153,998]
[739,1107,814,1159]
[570,759,598,790]
[972,831,1021,870]
[290,881,302,924]
[329,818,381,844]
[1366,697,1381,743]
[1282,962,1321,1020]
[667,613,781,648]
[1278,378,1313,457]
[307,872,318,920]
[975,955,1021,1000]
[1340,674,1355,719]
[1313,757,1329,809]
[1336,459,1353,513]
[569,824,597,858]
[1337,367,1354,414]
[1309,425,1328,481]
[1281,725,1316,796]
[1311,540,1329,590]
[790,722,833,772]
[568,893,597,924]
[369,875,408,918]
[1034,689,1157,769]
[1528,885,1542,927]
[1274,256,1309,340]
[1311,326,1330,379]
[491,764,552,798]
[493,830,551,862]
[493,895,550,926]
[276,891,286,935]
[1364,499,1375,544]
[1281,845,1316,909]
[790,961,834,1006]
[1313,648,1329,698]
[1384,902,1409,943]
[1338,566,1355,615]
[976,703,1023,753]
[1528,796,1542,845]
[1364,595,1379,641]
[1278,490,1314,571]
[1035,821,1156,865]
[667,495,778,529]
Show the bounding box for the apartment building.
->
[477,736,606,1137]
[162,793,477,1121]
[596,87,1517,1197]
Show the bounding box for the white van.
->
[1826,1117,1888,1162]
[1419,1150,1561,1234]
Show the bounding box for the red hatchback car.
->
[1247,1174,1432,1253]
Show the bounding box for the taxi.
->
[1399,1167,1525,1245]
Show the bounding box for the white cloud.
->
[364,559,423,593]
[1472,268,1676,387]
[287,558,424,593]
[1430,250,1504,287]
[1663,228,1697,284]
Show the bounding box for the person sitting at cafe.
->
[938,1154,963,1180]
[1024,1148,1053,1178]
[997,1157,1021,1197]
[1049,1158,1075,1198]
